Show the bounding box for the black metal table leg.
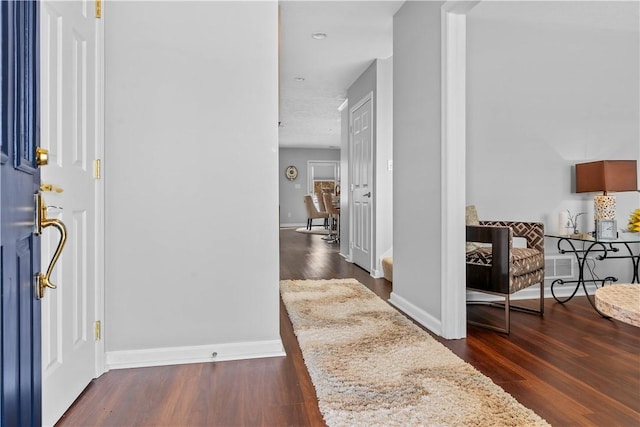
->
[550,237,615,317]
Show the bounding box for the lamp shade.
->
[575,160,638,193]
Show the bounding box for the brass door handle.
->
[35,193,67,299]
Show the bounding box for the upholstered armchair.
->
[466,207,545,334]
[303,195,329,230]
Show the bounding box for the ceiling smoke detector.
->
[311,32,327,40]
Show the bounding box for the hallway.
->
[56,229,384,426]
[56,229,639,426]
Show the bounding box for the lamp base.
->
[594,195,616,220]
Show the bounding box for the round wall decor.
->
[285,165,298,181]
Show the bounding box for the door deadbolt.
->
[36,147,49,166]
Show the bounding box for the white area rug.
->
[280,278,550,427]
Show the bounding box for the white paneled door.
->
[350,94,373,271]
[40,1,104,425]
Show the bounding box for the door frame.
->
[440,1,480,339]
[93,4,106,377]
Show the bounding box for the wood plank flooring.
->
[56,228,640,426]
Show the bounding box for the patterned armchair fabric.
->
[467,221,545,293]
[465,211,545,333]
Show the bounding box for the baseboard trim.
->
[340,252,353,262]
[389,284,596,338]
[388,292,442,336]
[280,223,306,228]
[106,339,285,370]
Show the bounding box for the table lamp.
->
[575,160,638,236]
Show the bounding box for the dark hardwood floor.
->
[57,228,640,426]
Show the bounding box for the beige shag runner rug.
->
[280,278,550,427]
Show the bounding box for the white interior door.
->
[40,1,104,425]
[350,93,373,271]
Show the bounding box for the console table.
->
[545,232,640,317]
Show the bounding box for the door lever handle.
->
[35,193,67,299]
[40,183,64,193]
[363,192,371,198]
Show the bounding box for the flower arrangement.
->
[628,208,640,232]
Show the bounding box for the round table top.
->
[595,284,640,328]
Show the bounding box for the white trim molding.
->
[94,7,107,377]
[106,340,285,370]
[279,223,306,228]
[340,252,353,263]
[440,0,481,339]
[338,98,349,112]
[389,292,443,336]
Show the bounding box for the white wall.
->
[390,1,444,328]
[375,57,393,276]
[340,102,350,258]
[104,1,282,367]
[467,1,640,286]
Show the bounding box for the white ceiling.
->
[470,0,640,33]
[278,1,404,148]
[278,0,639,149]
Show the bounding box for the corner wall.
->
[340,103,350,258]
[104,1,282,367]
[375,57,393,276]
[391,1,444,328]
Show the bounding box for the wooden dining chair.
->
[315,192,329,229]
[323,193,340,243]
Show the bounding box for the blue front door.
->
[0,1,42,425]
